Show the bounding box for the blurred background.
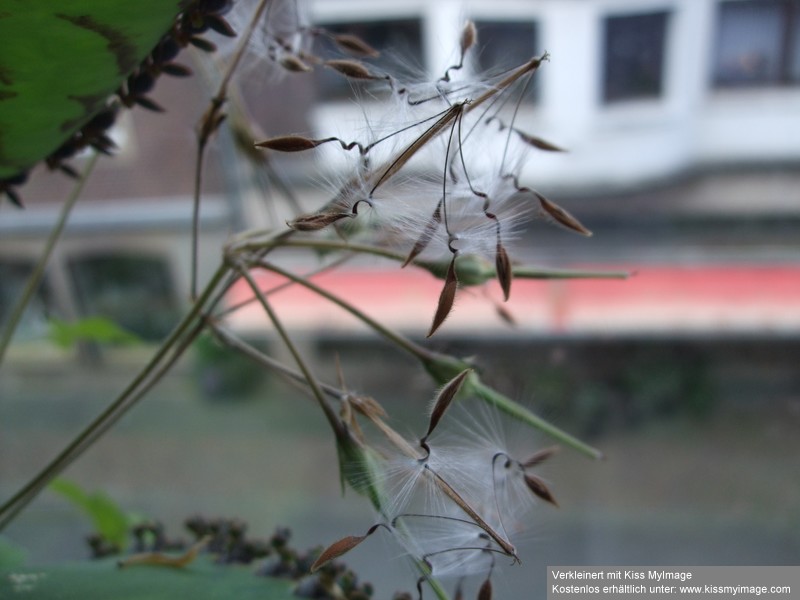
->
[1,0,798,598]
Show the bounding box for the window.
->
[713,0,800,87]
[68,254,179,341]
[315,18,424,99]
[602,11,670,103]
[0,260,54,339]
[474,20,539,101]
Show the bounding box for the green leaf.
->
[0,557,297,599]
[0,536,27,569]
[0,0,185,178]
[48,317,141,348]
[49,479,133,549]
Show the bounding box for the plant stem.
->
[0,263,231,531]
[191,0,273,299]
[247,258,435,364]
[243,256,601,457]
[0,152,99,367]
[472,378,604,460]
[232,260,343,435]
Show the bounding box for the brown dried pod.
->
[279,54,312,73]
[522,446,558,469]
[514,130,566,152]
[310,524,381,572]
[460,21,477,56]
[255,135,324,152]
[423,369,471,442]
[402,201,442,267]
[536,192,592,237]
[325,59,377,80]
[333,33,380,58]
[288,211,351,231]
[495,242,512,301]
[477,577,493,600]
[427,256,459,338]
[523,474,558,506]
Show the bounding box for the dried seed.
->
[311,524,382,572]
[325,59,377,80]
[524,474,558,506]
[536,192,592,237]
[279,54,311,73]
[427,256,458,337]
[460,21,477,56]
[495,242,512,301]
[477,578,493,600]
[402,201,442,267]
[333,33,379,58]
[514,130,566,152]
[423,369,471,442]
[288,211,351,231]
[255,135,324,152]
[522,446,558,469]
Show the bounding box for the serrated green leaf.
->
[49,479,132,549]
[0,0,185,178]
[0,557,297,599]
[48,317,141,348]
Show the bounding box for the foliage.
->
[0,0,184,178]
[0,557,296,600]
[49,479,134,550]
[48,317,141,349]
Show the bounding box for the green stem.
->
[513,266,629,280]
[191,0,272,300]
[0,263,231,530]
[232,260,343,435]
[244,257,601,458]
[248,258,435,364]
[471,377,604,460]
[0,152,99,367]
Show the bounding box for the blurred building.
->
[1,0,799,343]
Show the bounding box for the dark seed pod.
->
[134,96,165,112]
[205,14,236,37]
[87,107,118,131]
[161,62,193,77]
[127,71,155,96]
[199,0,233,15]
[152,37,181,63]
[189,36,217,52]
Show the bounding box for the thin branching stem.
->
[0,263,231,530]
[231,259,344,435]
[245,257,436,364]
[473,378,604,460]
[191,0,273,300]
[0,152,100,367]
